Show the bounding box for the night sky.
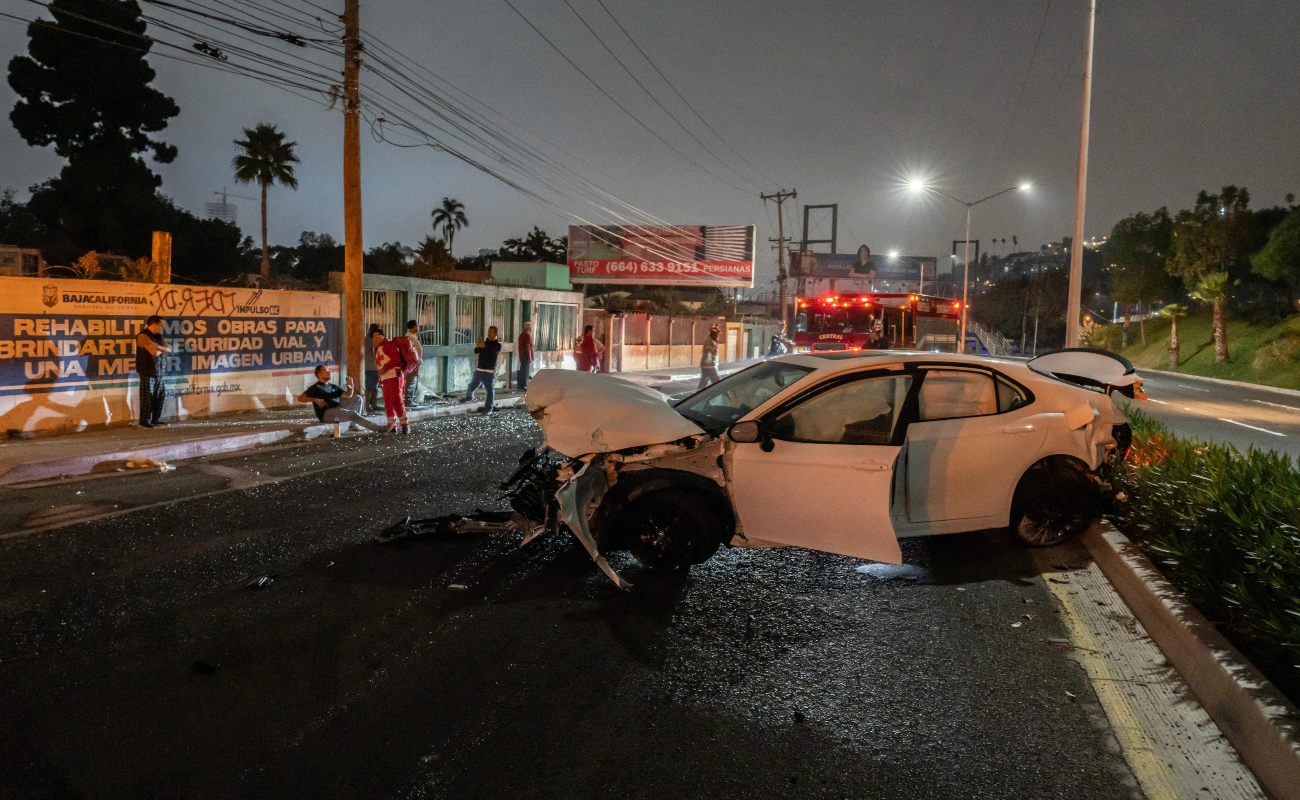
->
[2,0,1297,288]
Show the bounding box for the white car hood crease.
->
[525,369,705,458]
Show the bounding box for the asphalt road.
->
[1132,371,1300,457]
[0,410,1143,799]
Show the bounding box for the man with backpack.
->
[369,324,410,434]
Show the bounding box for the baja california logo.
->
[42,285,58,308]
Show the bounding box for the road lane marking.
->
[1175,384,1211,392]
[1249,398,1300,412]
[1033,553,1180,799]
[1146,398,1168,405]
[1217,418,1287,437]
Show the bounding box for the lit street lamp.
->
[909,181,1032,350]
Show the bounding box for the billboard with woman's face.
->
[568,225,755,287]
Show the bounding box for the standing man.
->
[401,319,423,406]
[576,324,604,372]
[370,325,410,434]
[698,325,721,390]
[363,324,379,415]
[135,314,171,428]
[462,325,501,413]
[516,321,533,391]
[297,365,393,433]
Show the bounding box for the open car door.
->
[729,372,912,564]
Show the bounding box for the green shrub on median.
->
[1111,406,1300,701]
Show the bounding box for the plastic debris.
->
[245,575,275,589]
[1064,690,1077,699]
[1024,613,1035,621]
[125,457,175,472]
[448,584,468,590]
[1045,638,1072,649]
[1011,622,1022,628]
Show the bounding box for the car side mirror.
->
[729,420,762,443]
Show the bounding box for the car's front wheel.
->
[1010,460,1099,547]
[623,489,725,569]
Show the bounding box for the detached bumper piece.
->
[374,510,531,543]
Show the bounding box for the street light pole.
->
[1065,0,1097,348]
[962,205,972,349]
[910,182,1029,353]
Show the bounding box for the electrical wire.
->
[592,0,782,189]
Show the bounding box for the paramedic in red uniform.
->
[369,324,409,434]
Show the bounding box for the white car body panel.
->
[730,438,902,564]
[525,368,704,458]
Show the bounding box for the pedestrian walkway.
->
[0,360,764,486]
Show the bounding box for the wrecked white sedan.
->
[384,350,1141,588]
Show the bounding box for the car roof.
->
[775,351,1031,376]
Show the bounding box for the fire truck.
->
[792,292,963,353]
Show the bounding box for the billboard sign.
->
[568,225,755,287]
[0,276,340,434]
[790,248,936,282]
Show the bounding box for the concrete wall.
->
[329,272,583,394]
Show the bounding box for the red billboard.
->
[567,225,755,287]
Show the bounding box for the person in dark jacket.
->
[462,325,501,413]
[135,314,171,428]
[516,321,534,390]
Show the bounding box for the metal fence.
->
[414,292,449,346]
[362,289,402,339]
[453,295,485,344]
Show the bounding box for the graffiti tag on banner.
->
[0,276,340,395]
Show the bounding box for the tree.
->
[1157,303,1187,369]
[430,197,467,252]
[8,0,179,257]
[1190,272,1234,363]
[413,235,454,277]
[500,227,564,262]
[364,242,414,276]
[1251,207,1300,305]
[1107,208,1174,347]
[232,123,299,281]
[1168,187,1252,363]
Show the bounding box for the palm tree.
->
[1190,271,1232,363]
[233,123,300,280]
[1158,303,1187,369]
[431,197,468,252]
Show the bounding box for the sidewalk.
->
[0,392,525,487]
[0,360,762,487]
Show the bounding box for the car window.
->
[674,361,816,434]
[917,369,997,421]
[996,376,1029,413]
[768,374,913,445]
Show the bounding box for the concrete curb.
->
[1141,368,1300,400]
[0,395,525,486]
[1083,522,1300,800]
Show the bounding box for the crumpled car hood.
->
[525,369,705,458]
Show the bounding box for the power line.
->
[982,0,1053,193]
[593,0,781,188]
[497,0,756,197]
[558,0,763,192]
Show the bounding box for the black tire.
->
[622,489,725,570]
[1009,462,1099,548]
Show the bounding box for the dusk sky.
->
[3,0,1298,289]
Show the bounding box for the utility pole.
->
[342,0,365,385]
[762,190,796,330]
[1065,0,1097,348]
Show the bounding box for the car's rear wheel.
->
[623,489,725,569]
[1010,461,1099,547]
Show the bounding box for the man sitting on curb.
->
[298,365,394,434]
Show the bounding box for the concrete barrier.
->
[1084,523,1300,800]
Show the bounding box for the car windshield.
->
[674,361,817,434]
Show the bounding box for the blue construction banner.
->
[0,276,340,434]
